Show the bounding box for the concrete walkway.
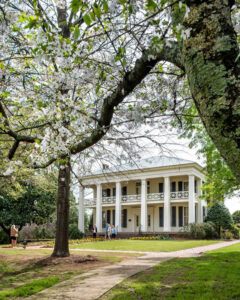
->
[29,240,239,300]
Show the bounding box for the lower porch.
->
[89,203,206,233]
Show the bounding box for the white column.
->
[188,175,196,224]
[78,185,85,233]
[141,179,147,232]
[96,184,102,232]
[197,179,203,223]
[164,177,171,232]
[115,181,122,232]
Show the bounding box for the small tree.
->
[205,203,233,236]
[232,211,240,225]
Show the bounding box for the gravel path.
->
[28,240,239,300]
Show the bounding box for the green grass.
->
[0,246,139,298]
[102,243,240,300]
[70,239,219,252]
[208,242,240,253]
[0,276,60,300]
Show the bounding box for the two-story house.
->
[78,156,207,233]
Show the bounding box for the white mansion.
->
[78,156,207,233]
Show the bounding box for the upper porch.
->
[84,176,200,208]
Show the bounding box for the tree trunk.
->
[52,158,71,257]
[183,0,240,181]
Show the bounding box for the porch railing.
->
[122,194,141,203]
[102,196,115,204]
[84,191,195,206]
[147,193,164,201]
[84,198,96,206]
[170,191,189,199]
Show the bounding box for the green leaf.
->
[146,0,158,11]
[103,1,109,13]
[70,0,82,14]
[119,0,127,4]
[83,14,92,26]
[93,5,101,18]
[73,26,80,40]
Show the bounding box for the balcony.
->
[170,191,189,199]
[85,192,169,207]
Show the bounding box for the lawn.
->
[70,239,220,252]
[101,243,240,300]
[0,247,135,300]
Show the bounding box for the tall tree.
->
[1,0,240,256]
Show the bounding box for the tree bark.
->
[183,0,240,181]
[52,158,71,257]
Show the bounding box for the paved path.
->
[29,240,239,300]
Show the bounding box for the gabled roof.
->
[84,156,202,178]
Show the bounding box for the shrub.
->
[203,222,219,239]
[222,230,233,240]
[68,224,84,239]
[229,225,240,239]
[232,210,240,225]
[0,229,9,244]
[182,222,218,239]
[205,202,233,235]
[19,223,56,241]
[189,223,206,239]
[129,235,172,241]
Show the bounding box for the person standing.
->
[111,225,116,239]
[10,225,18,248]
[92,225,97,239]
[105,223,109,239]
[107,224,112,240]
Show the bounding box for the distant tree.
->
[205,203,233,236]
[0,183,56,238]
[178,105,238,203]
[232,210,240,225]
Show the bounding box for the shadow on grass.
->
[102,252,240,300]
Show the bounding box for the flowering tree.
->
[0,0,239,256]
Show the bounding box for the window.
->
[159,207,164,227]
[122,186,127,196]
[178,206,183,227]
[171,206,176,227]
[112,209,115,226]
[122,209,127,228]
[159,182,164,193]
[178,181,183,192]
[112,188,116,197]
[136,182,141,195]
[203,206,206,219]
[136,215,139,227]
[107,210,111,224]
[102,188,111,197]
[147,181,150,194]
[148,215,151,227]
[195,180,197,193]
[184,207,188,226]
[183,182,189,191]
[171,182,176,192]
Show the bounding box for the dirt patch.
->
[35,255,97,267]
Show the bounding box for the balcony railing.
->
[147,192,164,201]
[84,198,96,206]
[84,191,194,206]
[170,191,189,199]
[122,194,141,203]
[102,196,115,204]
